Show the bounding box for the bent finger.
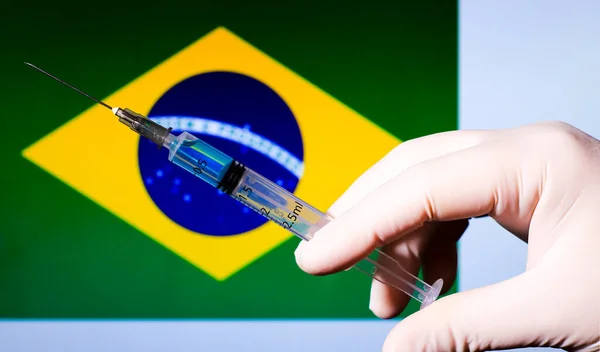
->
[369,223,435,319]
[421,219,469,294]
[296,141,518,275]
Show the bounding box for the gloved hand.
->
[294,121,600,351]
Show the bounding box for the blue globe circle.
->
[137,71,304,236]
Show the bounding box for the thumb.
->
[383,270,552,352]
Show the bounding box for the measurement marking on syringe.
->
[235,186,274,216]
[260,207,270,216]
[237,185,252,202]
[234,194,278,222]
[282,201,303,229]
[234,189,301,229]
[193,159,207,175]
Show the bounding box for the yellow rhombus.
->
[22,27,400,280]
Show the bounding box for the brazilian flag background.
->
[1,0,457,320]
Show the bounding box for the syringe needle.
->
[24,62,113,111]
[24,62,174,148]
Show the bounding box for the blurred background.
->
[1,0,598,351]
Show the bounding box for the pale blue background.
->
[2,0,598,350]
[457,0,599,351]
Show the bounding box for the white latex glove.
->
[294,121,600,351]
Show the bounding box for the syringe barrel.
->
[165,131,442,309]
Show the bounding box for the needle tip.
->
[24,62,113,110]
[24,62,39,71]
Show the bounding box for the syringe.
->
[25,62,443,310]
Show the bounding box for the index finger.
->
[295,140,517,275]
